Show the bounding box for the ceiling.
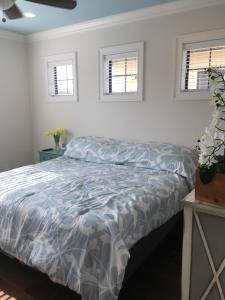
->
[0,0,176,35]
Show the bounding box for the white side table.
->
[182,190,225,300]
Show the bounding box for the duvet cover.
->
[0,137,197,300]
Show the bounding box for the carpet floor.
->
[0,224,182,300]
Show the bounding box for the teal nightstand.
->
[39,148,65,162]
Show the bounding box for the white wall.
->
[28,4,225,158]
[0,36,33,171]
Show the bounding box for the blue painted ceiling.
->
[0,0,176,35]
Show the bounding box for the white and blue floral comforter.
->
[0,156,191,300]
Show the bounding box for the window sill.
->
[99,93,143,102]
[47,95,78,102]
[174,90,210,101]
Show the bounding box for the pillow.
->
[64,136,123,164]
[64,136,198,179]
[121,141,198,179]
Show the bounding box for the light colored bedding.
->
[0,156,191,300]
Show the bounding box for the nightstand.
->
[182,190,225,300]
[39,148,65,162]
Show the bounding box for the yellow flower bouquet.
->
[43,128,67,150]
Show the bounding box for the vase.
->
[53,135,60,151]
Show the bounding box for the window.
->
[49,63,73,96]
[105,55,138,94]
[99,42,144,101]
[45,53,78,102]
[175,29,225,101]
[182,46,225,91]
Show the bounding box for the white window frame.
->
[45,52,78,102]
[174,29,225,101]
[99,42,144,102]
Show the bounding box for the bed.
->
[0,136,197,300]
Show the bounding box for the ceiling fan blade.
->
[25,0,77,9]
[4,4,23,19]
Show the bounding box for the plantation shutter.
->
[182,41,225,91]
[104,52,138,95]
[48,60,74,96]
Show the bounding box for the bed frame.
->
[124,211,183,282]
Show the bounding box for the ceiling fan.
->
[0,0,77,22]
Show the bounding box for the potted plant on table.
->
[196,67,225,206]
[43,128,67,151]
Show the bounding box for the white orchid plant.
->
[197,67,225,177]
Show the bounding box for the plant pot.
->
[199,167,215,184]
[195,169,225,207]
